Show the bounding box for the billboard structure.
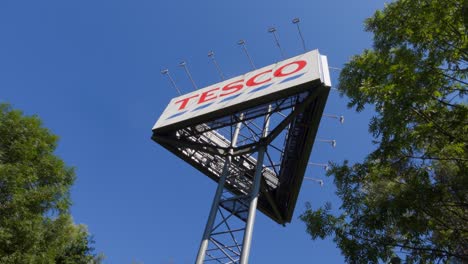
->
[152,50,331,263]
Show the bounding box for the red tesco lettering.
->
[174,59,307,111]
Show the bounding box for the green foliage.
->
[0,103,103,263]
[300,0,467,263]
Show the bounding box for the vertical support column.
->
[196,110,269,263]
[195,156,232,264]
[240,106,271,264]
[239,145,266,264]
[196,118,243,264]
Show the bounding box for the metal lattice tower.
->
[196,110,271,263]
[152,50,331,263]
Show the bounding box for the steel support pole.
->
[195,156,231,264]
[239,145,266,264]
[240,106,270,263]
[195,119,243,264]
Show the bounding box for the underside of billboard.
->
[152,50,331,224]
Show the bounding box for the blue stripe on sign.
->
[192,102,214,112]
[279,73,305,84]
[248,83,273,94]
[166,111,187,120]
[220,93,242,103]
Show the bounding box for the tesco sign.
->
[174,60,306,111]
[153,49,330,131]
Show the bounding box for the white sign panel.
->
[153,50,330,130]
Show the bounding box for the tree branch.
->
[439,72,468,85]
[404,155,468,162]
[410,107,461,142]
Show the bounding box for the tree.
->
[0,103,103,263]
[300,0,467,263]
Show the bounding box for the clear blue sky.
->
[1,1,387,263]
